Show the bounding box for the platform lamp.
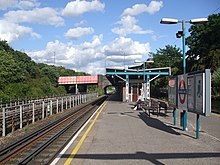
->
[160,17,208,131]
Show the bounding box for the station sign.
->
[187,69,211,116]
[168,76,177,107]
[177,74,188,110]
[168,69,211,116]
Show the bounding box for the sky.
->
[0,0,219,75]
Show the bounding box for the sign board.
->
[168,69,211,116]
[177,74,187,110]
[187,69,211,116]
[187,75,194,111]
[168,77,177,107]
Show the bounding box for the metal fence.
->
[0,93,97,137]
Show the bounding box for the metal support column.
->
[126,74,129,102]
[196,114,200,139]
[182,20,187,131]
[173,108,176,126]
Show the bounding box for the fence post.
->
[69,97,71,108]
[2,108,6,136]
[42,101,45,119]
[65,97,68,109]
[50,100,52,116]
[32,103,35,123]
[47,103,49,117]
[20,105,23,129]
[56,99,59,114]
[61,98,64,112]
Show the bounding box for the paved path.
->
[56,94,220,165]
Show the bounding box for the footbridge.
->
[58,75,112,94]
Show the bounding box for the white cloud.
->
[104,37,151,66]
[62,0,105,17]
[18,0,40,9]
[64,27,94,40]
[74,20,87,27]
[0,0,17,10]
[4,7,64,26]
[112,15,153,36]
[0,0,40,10]
[0,19,41,43]
[151,34,165,41]
[27,35,105,75]
[26,36,151,75]
[122,1,163,16]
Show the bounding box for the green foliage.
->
[149,45,183,99]
[186,13,220,72]
[212,67,220,87]
[0,40,85,99]
[150,45,182,76]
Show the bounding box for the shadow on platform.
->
[62,151,220,165]
[138,112,181,136]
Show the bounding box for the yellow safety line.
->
[212,113,220,118]
[64,101,108,165]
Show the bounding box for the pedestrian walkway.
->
[56,94,220,165]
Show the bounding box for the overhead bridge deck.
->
[53,94,220,165]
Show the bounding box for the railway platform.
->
[54,94,220,165]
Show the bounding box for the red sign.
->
[169,79,175,87]
[178,79,187,104]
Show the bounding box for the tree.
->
[150,45,182,75]
[149,45,182,99]
[186,13,220,72]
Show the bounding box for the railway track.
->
[0,96,107,165]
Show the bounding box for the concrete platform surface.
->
[56,94,220,165]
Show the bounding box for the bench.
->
[141,99,159,117]
[158,101,168,116]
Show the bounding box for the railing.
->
[0,93,98,137]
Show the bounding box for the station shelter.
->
[106,64,171,102]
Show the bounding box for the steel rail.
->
[19,96,106,164]
[0,96,105,164]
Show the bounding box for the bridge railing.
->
[0,93,97,137]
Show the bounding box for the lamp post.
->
[160,17,208,74]
[160,17,208,131]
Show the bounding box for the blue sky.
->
[0,0,219,75]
